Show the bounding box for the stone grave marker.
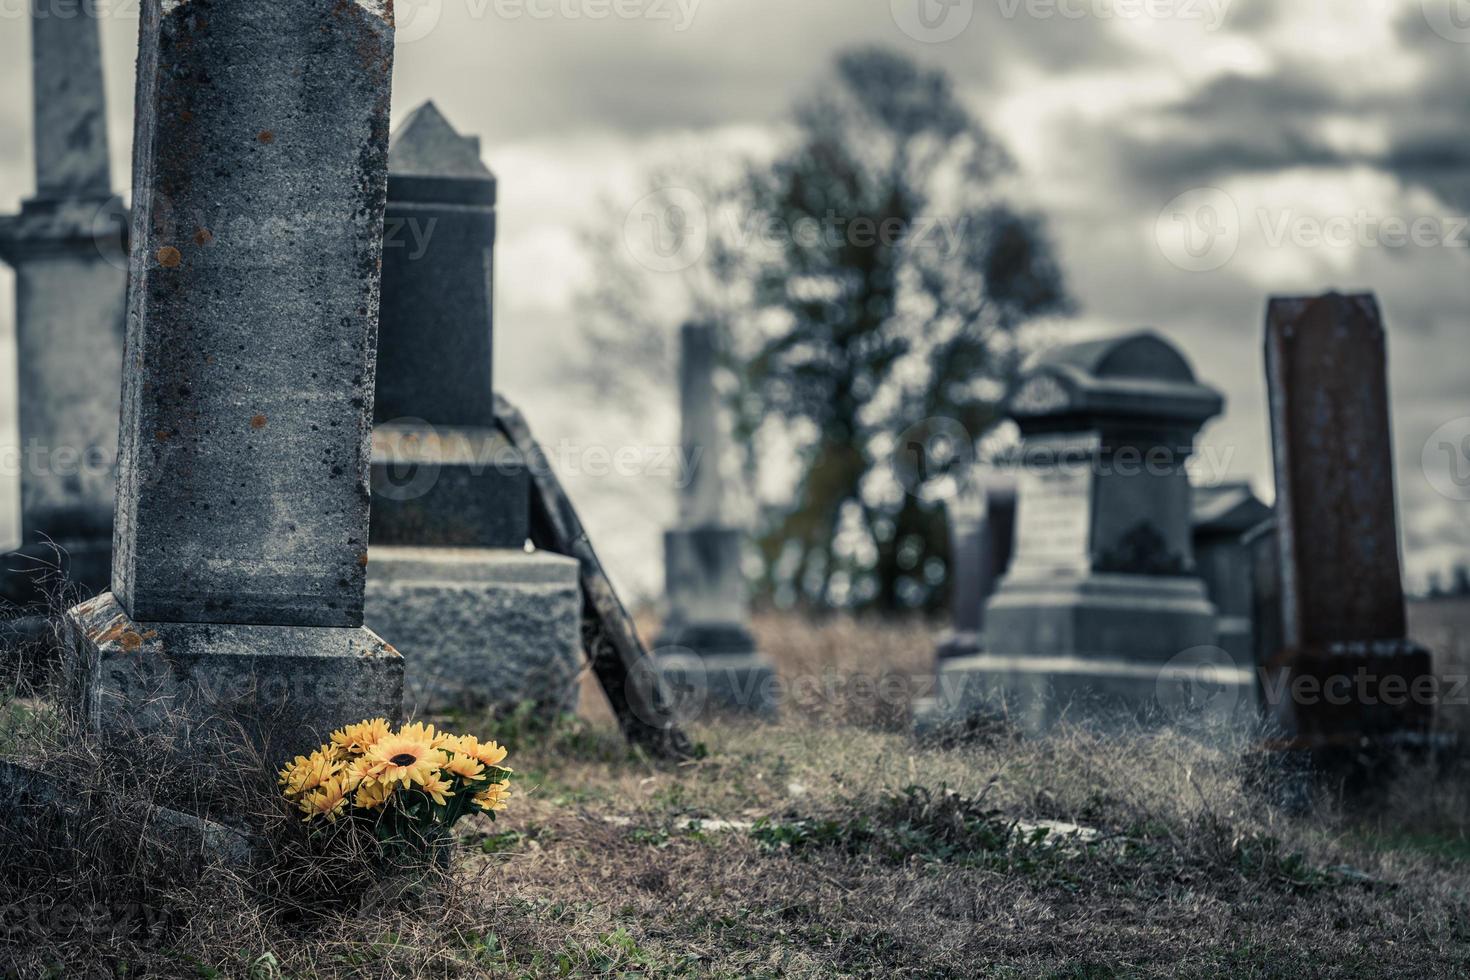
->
[67,0,403,765]
[0,6,127,607]
[365,101,581,716]
[1263,293,1433,750]
[933,332,1255,731]
[655,323,776,716]
[1191,480,1272,668]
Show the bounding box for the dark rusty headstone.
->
[1263,293,1433,749]
[66,0,403,766]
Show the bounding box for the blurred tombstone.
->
[67,0,404,766]
[364,103,581,717]
[1262,293,1433,755]
[655,323,777,716]
[0,7,127,609]
[1191,481,1272,668]
[931,332,1255,732]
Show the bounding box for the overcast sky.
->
[0,0,1467,598]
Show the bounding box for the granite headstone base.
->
[919,572,1239,734]
[365,547,582,716]
[67,592,404,767]
[919,650,1258,737]
[656,622,778,717]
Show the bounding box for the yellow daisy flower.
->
[443,753,486,782]
[278,749,342,797]
[473,780,512,812]
[354,778,394,810]
[472,739,510,770]
[363,732,447,789]
[330,717,391,756]
[298,776,351,822]
[420,772,455,806]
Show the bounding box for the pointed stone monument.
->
[1263,293,1433,754]
[365,102,581,716]
[67,0,403,764]
[0,7,127,606]
[655,323,776,716]
[932,332,1254,731]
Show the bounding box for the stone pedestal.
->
[71,593,400,764]
[927,332,1253,731]
[367,103,581,717]
[0,7,126,609]
[366,547,581,715]
[1191,481,1272,669]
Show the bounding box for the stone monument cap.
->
[1009,331,1223,427]
[388,101,496,206]
[1192,481,1271,537]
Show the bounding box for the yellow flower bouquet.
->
[279,719,512,858]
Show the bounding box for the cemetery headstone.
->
[655,323,777,716]
[364,102,581,715]
[1191,481,1271,667]
[935,477,1017,661]
[0,7,127,607]
[1262,293,1433,751]
[66,0,403,765]
[933,332,1255,731]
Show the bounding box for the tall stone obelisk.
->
[656,323,776,716]
[0,7,127,606]
[68,0,403,765]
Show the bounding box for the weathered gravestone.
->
[66,0,403,765]
[1262,293,1433,752]
[0,7,127,607]
[365,101,581,716]
[1191,481,1272,669]
[933,332,1255,731]
[655,323,776,716]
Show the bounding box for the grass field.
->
[3,609,1470,977]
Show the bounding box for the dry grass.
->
[3,611,1470,978]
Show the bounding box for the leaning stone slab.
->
[70,593,402,765]
[0,758,254,874]
[366,547,581,714]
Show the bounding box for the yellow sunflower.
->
[442,753,486,782]
[298,776,351,822]
[278,749,342,797]
[330,717,391,756]
[473,780,512,812]
[363,731,447,789]
[420,772,456,806]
